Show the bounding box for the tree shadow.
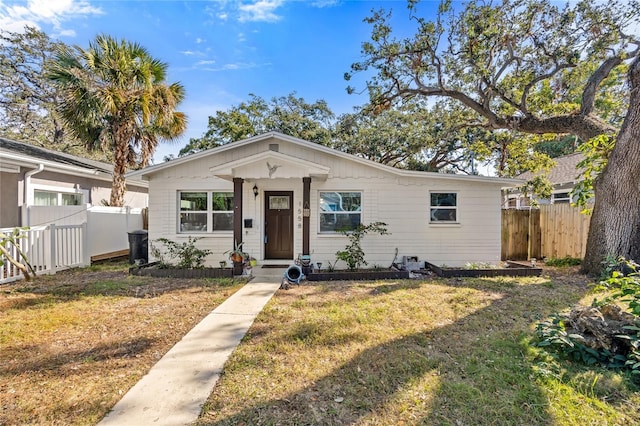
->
[0,337,156,376]
[199,275,599,425]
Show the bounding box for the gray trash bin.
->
[128,230,148,264]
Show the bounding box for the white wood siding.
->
[146,137,505,267]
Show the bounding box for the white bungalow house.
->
[127,132,520,269]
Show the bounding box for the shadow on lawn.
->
[199,275,599,425]
[0,337,156,376]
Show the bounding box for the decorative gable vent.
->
[269,144,279,152]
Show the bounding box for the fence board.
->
[502,205,591,261]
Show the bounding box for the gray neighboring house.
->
[0,137,148,228]
[504,152,585,209]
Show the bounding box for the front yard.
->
[1,263,639,425]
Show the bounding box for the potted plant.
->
[225,241,247,263]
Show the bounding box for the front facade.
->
[130,132,518,268]
[0,137,148,228]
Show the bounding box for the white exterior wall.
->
[145,136,505,268]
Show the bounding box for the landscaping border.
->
[426,261,542,278]
[129,262,234,278]
[307,270,410,281]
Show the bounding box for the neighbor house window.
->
[179,191,233,232]
[552,192,571,204]
[34,189,83,206]
[319,191,361,232]
[430,192,457,222]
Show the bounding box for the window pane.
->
[180,192,207,211]
[320,192,361,212]
[34,190,58,206]
[431,193,456,207]
[213,212,233,231]
[430,208,457,222]
[61,193,82,206]
[320,213,361,232]
[180,213,207,232]
[269,196,290,210]
[213,192,233,211]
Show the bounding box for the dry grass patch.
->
[199,270,640,425]
[0,261,245,425]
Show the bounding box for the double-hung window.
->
[430,192,457,223]
[319,191,361,232]
[179,191,233,233]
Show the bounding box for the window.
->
[552,192,571,204]
[319,191,361,232]
[179,191,233,232]
[430,192,457,222]
[34,189,83,206]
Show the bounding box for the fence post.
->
[49,223,56,273]
[82,222,90,266]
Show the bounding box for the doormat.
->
[261,264,290,268]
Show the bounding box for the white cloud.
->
[238,0,284,23]
[0,0,102,36]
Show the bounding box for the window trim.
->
[177,190,234,234]
[429,191,459,224]
[318,190,363,233]
[31,183,87,206]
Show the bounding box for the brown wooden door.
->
[265,191,293,259]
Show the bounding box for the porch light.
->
[253,184,259,198]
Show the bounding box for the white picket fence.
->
[1,206,145,284]
[0,224,89,284]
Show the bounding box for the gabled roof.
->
[517,152,585,185]
[128,131,521,187]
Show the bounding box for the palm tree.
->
[48,35,187,206]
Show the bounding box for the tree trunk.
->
[582,56,640,275]
[110,138,129,207]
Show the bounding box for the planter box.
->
[130,262,233,278]
[307,270,410,281]
[426,261,542,278]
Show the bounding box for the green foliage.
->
[180,92,334,156]
[335,222,389,270]
[545,256,582,267]
[571,134,615,213]
[534,315,630,369]
[150,237,212,269]
[535,257,640,374]
[48,34,187,206]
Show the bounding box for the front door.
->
[265,191,293,259]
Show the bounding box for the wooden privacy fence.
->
[0,224,89,284]
[502,204,591,260]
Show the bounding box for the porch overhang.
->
[209,150,330,181]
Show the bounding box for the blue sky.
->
[0,0,435,163]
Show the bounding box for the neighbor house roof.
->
[127,131,522,187]
[517,152,585,185]
[0,137,147,187]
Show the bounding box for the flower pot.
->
[230,253,243,263]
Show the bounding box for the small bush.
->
[150,237,212,269]
[544,256,582,267]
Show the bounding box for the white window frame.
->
[429,191,458,223]
[551,191,571,204]
[177,191,233,234]
[318,191,362,233]
[30,183,87,206]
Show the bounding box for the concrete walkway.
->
[98,268,284,426]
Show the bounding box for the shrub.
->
[150,237,212,269]
[335,222,388,271]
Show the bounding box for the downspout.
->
[23,164,44,226]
